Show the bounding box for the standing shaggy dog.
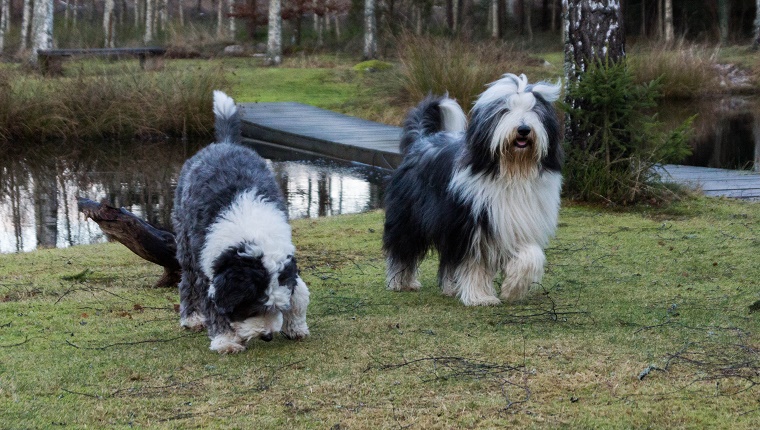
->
[383,74,562,306]
[173,91,309,353]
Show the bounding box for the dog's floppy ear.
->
[211,248,270,320]
[277,256,299,292]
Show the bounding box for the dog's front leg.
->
[500,244,545,302]
[281,277,310,340]
[455,258,501,306]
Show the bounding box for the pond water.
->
[0,139,387,253]
[1,96,759,253]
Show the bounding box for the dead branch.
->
[78,197,180,288]
[64,333,197,351]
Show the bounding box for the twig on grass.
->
[64,333,199,350]
[0,336,30,347]
[60,387,104,399]
[372,355,523,382]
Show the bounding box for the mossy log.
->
[77,198,180,288]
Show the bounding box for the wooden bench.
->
[37,47,167,75]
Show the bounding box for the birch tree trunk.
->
[718,0,729,45]
[18,0,32,54]
[228,0,235,39]
[104,0,116,47]
[563,0,625,149]
[362,0,376,59]
[266,0,281,65]
[30,0,54,65]
[754,0,760,48]
[144,0,155,43]
[0,0,9,53]
[216,0,224,37]
[491,0,499,38]
[664,0,673,43]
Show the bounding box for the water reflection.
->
[0,140,386,253]
[665,97,760,172]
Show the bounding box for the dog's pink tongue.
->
[515,139,529,148]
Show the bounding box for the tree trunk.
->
[523,0,533,40]
[104,0,116,48]
[664,0,673,43]
[216,0,224,37]
[718,0,729,45]
[227,0,235,39]
[491,0,500,38]
[563,0,625,149]
[78,198,181,289]
[19,0,32,54]
[145,0,155,43]
[0,0,9,53]
[34,168,58,249]
[266,0,282,65]
[754,0,760,48]
[362,0,376,59]
[30,0,54,65]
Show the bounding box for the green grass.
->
[2,198,759,428]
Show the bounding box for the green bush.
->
[562,59,694,205]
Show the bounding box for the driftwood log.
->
[77,198,180,288]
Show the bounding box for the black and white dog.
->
[383,74,562,306]
[173,91,309,353]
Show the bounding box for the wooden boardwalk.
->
[240,102,760,200]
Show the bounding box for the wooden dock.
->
[239,102,760,200]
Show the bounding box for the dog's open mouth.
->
[513,137,532,149]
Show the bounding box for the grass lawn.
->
[1,197,758,428]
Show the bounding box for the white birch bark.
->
[228,0,235,39]
[363,0,376,60]
[491,0,499,38]
[754,0,760,48]
[664,0,673,43]
[19,0,32,53]
[0,0,10,53]
[266,0,281,64]
[30,0,54,64]
[216,0,224,37]
[144,0,155,43]
[104,0,116,47]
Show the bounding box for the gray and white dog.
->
[172,91,310,354]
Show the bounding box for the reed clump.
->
[0,64,227,145]
[396,34,545,109]
[628,41,719,99]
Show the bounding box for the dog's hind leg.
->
[178,270,207,331]
[438,263,457,296]
[500,244,545,302]
[282,276,311,340]
[454,258,501,306]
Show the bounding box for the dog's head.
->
[465,73,562,178]
[208,242,299,342]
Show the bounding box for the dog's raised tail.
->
[400,95,467,154]
[213,90,241,144]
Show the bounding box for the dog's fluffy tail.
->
[400,95,467,154]
[213,90,241,144]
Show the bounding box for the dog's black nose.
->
[517,125,531,136]
[260,333,273,342]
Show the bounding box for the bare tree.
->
[754,0,760,48]
[266,0,282,64]
[0,0,9,53]
[18,0,32,54]
[104,0,116,47]
[30,0,54,65]
[664,0,673,43]
[363,0,376,59]
[145,0,156,43]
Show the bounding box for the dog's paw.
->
[281,324,310,340]
[180,313,206,331]
[461,295,502,306]
[210,333,245,354]
[387,279,421,292]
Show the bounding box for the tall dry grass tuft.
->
[0,65,227,145]
[396,34,542,109]
[628,41,719,99]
